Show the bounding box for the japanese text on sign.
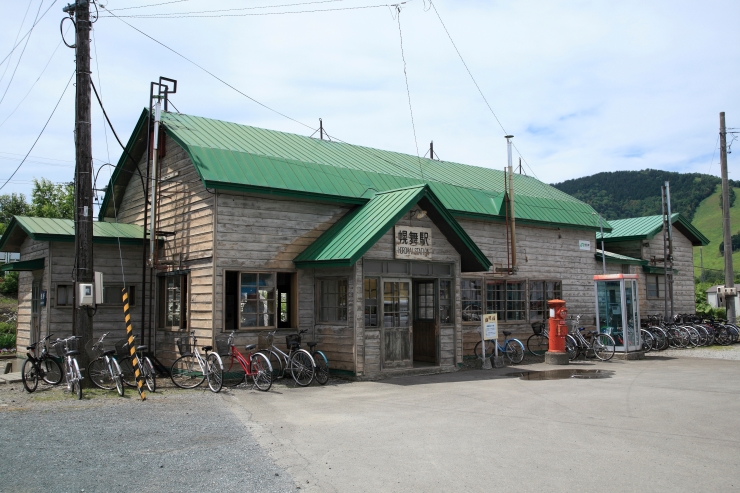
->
[394,226,432,260]
[482,313,498,340]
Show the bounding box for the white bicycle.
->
[170,331,224,392]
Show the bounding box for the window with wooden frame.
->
[364,278,379,327]
[318,278,348,324]
[56,284,73,307]
[486,280,527,322]
[528,280,562,321]
[240,273,275,328]
[224,271,296,330]
[439,279,452,324]
[159,274,188,330]
[461,279,482,322]
[647,275,663,299]
[102,285,137,305]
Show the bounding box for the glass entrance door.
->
[382,280,411,369]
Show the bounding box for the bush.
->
[0,331,14,350]
[0,271,18,295]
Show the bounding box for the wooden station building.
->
[0,110,706,377]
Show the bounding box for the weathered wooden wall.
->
[15,238,47,351]
[642,230,696,316]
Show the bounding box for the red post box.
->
[547,299,568,353]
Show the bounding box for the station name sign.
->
[394,226,432,260]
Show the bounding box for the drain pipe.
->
[149,98,161,267]
[506,136,517,272]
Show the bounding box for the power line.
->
[109,0,343,17]
[0,0,58,70]
[0,0,44,108]
[427,0,538,179]
[106,0,192,11]
[0,71,74,193]
[102,2,391,19]
[708,133,720,175]
[395,5,423,180]
[0,1,33,88]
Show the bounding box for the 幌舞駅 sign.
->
[394,226,432,260]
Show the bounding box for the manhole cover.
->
[512,369,614,381]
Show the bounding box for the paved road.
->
[230,356,740,493]
[0,386,295,493]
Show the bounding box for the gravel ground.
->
[0,383,297,493]
[657,343,740,360]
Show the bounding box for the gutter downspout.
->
[506,136,517,272]
[149,98,161,267]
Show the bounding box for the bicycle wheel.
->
[566,335,579,360]
[110,358,125,397]
[118,356,137,388]
[640,329,654,352]
[206,353,223,393]
[260,350,284,380]
[289,350,315,387]
[73,378,82,400]
[593,334,615,361]
[143,357,156,392]
[88,358,115,390]
[39,357,62,385]
[170,355,206,389]
[250,352,272,391]
[526,334,549,356]
[312,350,330,385]
[21,359,38,393]
[222,354,246,387]
[473,340,496,359]
[504,340,525,364]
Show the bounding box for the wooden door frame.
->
[380,277,413,370]
[412,278,440,366]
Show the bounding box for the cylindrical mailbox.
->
[547,299,568,353]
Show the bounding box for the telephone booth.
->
[593,274,641,353]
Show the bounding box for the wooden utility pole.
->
[720,112,736,322]
[64,0,94,370]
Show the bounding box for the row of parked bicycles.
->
[638,314,740,352]
[525,315,617,362]
[21,328,330,398]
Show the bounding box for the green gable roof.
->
[0,216,152,252]
[0,258,44,271]
[294,185,491,272]
[100,110,609,231]
[598,213,709,246]
[594,249,647,266]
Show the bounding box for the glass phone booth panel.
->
[594,274,641,352]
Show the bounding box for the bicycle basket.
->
[531,322,544,335]
[214,336,232,357]
[52,340,66,359]
[258,331,274,350]
[176,336,192,357]
[114,338,132,359]
[285,333,301,350]
[85,339,106,360]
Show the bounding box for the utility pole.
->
[63,0,94,374]
[661,185,669,320]
[429,141,434,160]
[720,112,736,322]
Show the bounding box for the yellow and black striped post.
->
[122,287,146,400]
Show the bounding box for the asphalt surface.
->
[0,385,295,493]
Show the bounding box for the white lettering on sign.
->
[394,226,432,260]
[579,240,591,251]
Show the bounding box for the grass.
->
[691,184,740,275]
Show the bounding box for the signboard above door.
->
[394,226,432,260]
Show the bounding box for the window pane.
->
[439,280,452,324]
[241,273,257,287]
[365,278,378,327]
[506,282,525,321]
[461,279,481,322]
[486,281,505,321]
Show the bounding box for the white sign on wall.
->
[482,313,498,340]
[394,226,432,260]
[579,240,591,251]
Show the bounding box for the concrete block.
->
[545,351,570,365]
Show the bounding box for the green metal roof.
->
[598,213,709,246]
[99,110,608,231]
[0,258,44,272]
[594,249,647,266]
[0,216,153,252]
[294,185,491,272]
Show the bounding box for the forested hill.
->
[552,169,736,221]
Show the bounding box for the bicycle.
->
[527,322,549,356]
[307,340,330,386]
[21,334,63,393]
[258,329,316,387]
[53,336,84,400]
[116,335,156,392]
[170,331,224,392]
[473,330,525,364]
[86,333,125,397]
[567,316,615,361]
[215,331,272,391]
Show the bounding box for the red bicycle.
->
[216,331,272,391]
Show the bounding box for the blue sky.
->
[0,0,738,208]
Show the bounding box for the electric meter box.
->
[78,283,94,307]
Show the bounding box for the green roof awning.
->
[293,185,491,272]
[98,109,610,231]
[597,213,709,246]
[595,250,647,266]
[0,258,44,271]
[642,265,678,275]
[0,216,155,252]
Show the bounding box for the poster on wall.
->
[394,226,432,260]
[482,313,498,340]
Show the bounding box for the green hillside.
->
[692,184,740,279]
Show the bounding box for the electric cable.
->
[0,0,59,69]
[0,0,44,108]
[106,0,192,11]
[109,0,343,17]
[0,1,33,88]
[0,70,74,193]
[102,2,391,19]
[708,134,720,175]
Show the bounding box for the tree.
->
[0,193,29,234]
[29,179,74,220]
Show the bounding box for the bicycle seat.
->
[503,331,512,337]
[203,345,213,352]
[136,345,147,352]
[102,349,116,357]
[307,342,317,349]
[579,327,585,331]
[65,350,79,357]
[245,344,257,352]
[26,344,37,350]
